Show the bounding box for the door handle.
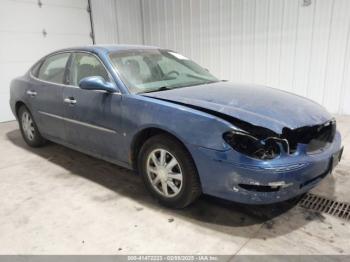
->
[26,90,37,97]
[64,97,77,105]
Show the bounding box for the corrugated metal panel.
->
[141,0,350,115]
[90,0,119,43]
[91,0,143,44]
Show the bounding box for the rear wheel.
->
[138,134,201,208]
[18,106,46,147]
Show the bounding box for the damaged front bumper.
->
[188,131,343,204]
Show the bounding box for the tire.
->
[18,105,47,147]
[138,134,201,208]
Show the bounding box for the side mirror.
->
[79,76,118,93]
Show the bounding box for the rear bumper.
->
[188,131,343,204]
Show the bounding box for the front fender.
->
[121,94,234,159]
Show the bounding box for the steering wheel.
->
[165,70,180,78]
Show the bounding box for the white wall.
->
[3,0,348,121]
[0,0,92,122]
[140,0,350,115]
[90,0,143,44]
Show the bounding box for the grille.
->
[306,120,336,153]
[299,193,350,221]
[282,119,336,153]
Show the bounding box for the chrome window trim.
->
[38,111,118,134]
[29,50,121,95]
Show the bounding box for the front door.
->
[62,52,125,162]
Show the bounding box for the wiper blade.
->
[141,86,171,93]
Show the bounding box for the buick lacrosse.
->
[10,45,343,208]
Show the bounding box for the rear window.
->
[30,60,43,77]
[37,53,70,84]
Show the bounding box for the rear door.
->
[29,52,71,141]
[62,52,125,161]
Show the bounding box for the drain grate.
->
[299,193,350,221]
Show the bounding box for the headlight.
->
[223,131,284,160]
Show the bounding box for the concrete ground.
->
[0,116,350,255]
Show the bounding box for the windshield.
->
[108,49,219,93]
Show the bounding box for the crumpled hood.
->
[143,82,332,134]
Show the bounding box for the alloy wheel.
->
[146,149,183,198]
[22,111,35,141]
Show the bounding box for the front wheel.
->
[138,134,201,208]
[18,105,46,147]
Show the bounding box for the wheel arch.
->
[15,101,27,118]
[130,127,197,174]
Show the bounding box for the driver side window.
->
[68,53,110,86]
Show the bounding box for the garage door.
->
[0,0,92,122]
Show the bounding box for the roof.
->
[55,44,160,55]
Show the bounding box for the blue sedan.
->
[10,45,343,208]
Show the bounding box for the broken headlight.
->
[223,131,284,160]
